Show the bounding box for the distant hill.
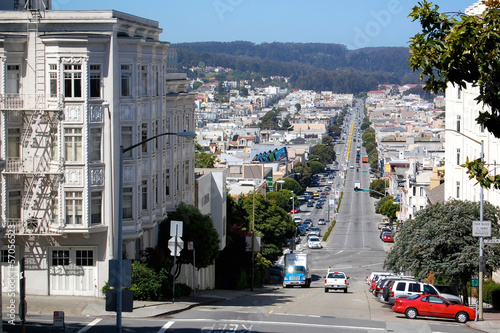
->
[173,41,420,93]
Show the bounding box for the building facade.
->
[0,7,196,296]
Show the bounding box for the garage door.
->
[49,247,97,296]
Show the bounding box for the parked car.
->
[379,227,392,239]
[324,271,349,293]
[392,294,475,323]
[318,218,326,225]
[382,232,394,243]
[307,236,322,249]
[302,221,312,230]
[290,208,299,214]
[387,280,463,305]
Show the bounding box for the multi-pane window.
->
[121,64,132,97]
[141,65,148,96]
[121,126,133,158]
[184,161,189,185]
[141,180,148,210]
[7,128,20,159]
[141,123,148,153]
[154,174,158,205]
[154,65,159,96]
[6,64,20,95]
[52,250,70,266]
[90,128,102,162]
[64,64,82,98]
[123,187,133,219]
[456,181,461,199]
[89,64,101,98]
[154,120,159,149]
[165,169,170,196]
[456,148,461,165]
[457,86,462,99]
[76,250,94,266]
[456,115,461,132]
[164,118,171,146]
[50,129,58,161]
[91,191,102,224]
[51,194,59,220]
[420,187,424,197]
[412,186,416,196]
[64,128,83,162]
[65,191,83,225]
[8,191,21,219]
[49,64,58,98]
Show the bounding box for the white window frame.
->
[63,64,82,98]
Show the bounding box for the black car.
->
[315,203,323,209]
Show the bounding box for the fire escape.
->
[1,5,64,235]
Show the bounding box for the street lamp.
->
[276,179,285,191]
[115,130,196,332]
[446,128,484,320]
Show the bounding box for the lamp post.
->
[446,128,484,320]
[115,130,196,332]
[276,179,285,191]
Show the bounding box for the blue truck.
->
[282,253,312,288]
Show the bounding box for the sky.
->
[53,0,478,49]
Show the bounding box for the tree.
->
[239,193,296,262]
[307,160,325,175]
[310,144,336,165]
[384,200,500,304]
[321,135,333,146]
[259,110,278,130]
[267,189,297,212]
[369,179,388,198]
[409,1,500,188]
[195,142,216,168]
[295,103,301,112]
[159,203,220,274]
[377,195,399,222]
[329,125,341,137]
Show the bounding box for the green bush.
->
[132,261,165,301]
[322,220,336,241]
[483,280,500,309]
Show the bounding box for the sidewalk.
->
[2,286,278,319]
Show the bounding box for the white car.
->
[325,271,349,293]
[318,218,326,225]
[307,236,322,249]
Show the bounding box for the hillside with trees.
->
[174,41,420,93]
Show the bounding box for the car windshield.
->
[309,237,320,242]
[328,273,345,279]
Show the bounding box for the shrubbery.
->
[483,280,500,309]
[102,260,192,301]
[322,220,336,241]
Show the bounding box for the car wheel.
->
[455,311,469,323]
[405,307,418,319]
[324,288,329,293]
[344,288,348,293]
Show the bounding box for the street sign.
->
[471,279,479,287]
[362,190,370,193]
[170,220,183,237]
[484,238,500,244]
[473,221,491,237]
[53,311,65,328]
[245,236,261,252]
[362,170,367,173]
[168,236,184,256]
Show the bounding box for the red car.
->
[393,294,475,323]
[382,232,394,243]
[290,208,299,214]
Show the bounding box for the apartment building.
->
[0,4,196,296]
[444,2,500,207]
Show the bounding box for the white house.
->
[0,3,197,297]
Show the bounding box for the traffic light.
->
[354,187,358,192]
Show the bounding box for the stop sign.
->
[168,237,183,256]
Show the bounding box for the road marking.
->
[171,318,386,331]
[269,310,274,314]
[158,320,175,332]
[77,318,102,333]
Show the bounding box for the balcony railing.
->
[0,94,63,110]
[6,218,65,235]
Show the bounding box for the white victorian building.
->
[444,1,500,208]
[0,2,196,296]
